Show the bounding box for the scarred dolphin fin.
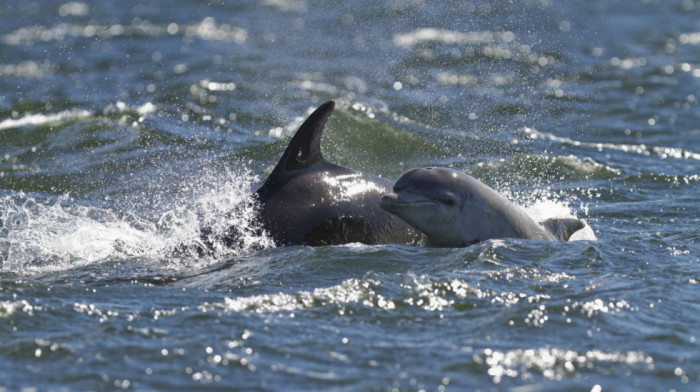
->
[540,218,586,241]
[278,100,334,172]
[256,101,335,201]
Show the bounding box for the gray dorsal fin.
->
[540,218,586,241]
[277,100,334,172]
[256,101,335,201]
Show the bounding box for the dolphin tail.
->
[540,218,586,241]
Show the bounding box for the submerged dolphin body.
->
[252,101,421,246]
[380,167,585,247]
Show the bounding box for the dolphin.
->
[252,101,421,246]
[379,167,585,247]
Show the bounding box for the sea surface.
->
[1,0,699,391]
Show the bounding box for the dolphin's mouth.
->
[380,192,400,203]
[379,192,433,212]
[379,193,402,211]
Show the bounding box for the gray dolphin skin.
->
[380,167,585,247]
[253,101,421,246]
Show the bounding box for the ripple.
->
[0,109,91,131]
[1,17,247,46]
[201,272,560,316]
[476,347,654,383]
[521,127,700,161]
[393,28,511,48]
[0,299,37,318]
[0,61,53,79]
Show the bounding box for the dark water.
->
[1,0,699,390]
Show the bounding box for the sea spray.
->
[0,165,273,275]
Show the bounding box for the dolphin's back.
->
[254,101,420,246]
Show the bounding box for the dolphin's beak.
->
[379,192,402,212]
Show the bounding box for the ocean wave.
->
[393,26,561,75]
[0,101,156,132]
[0,61,53,79]
[393,28,512,48]
[1,17,246,46]
[0,299,37,318]
[476,154,621,184]
[0,109,91,131]
[202,272,559,315]
[521,127,700,161]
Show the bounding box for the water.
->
[1,0,698,390]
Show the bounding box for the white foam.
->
[1,194,162,273]
[136,102,157,116]
[184,17,247,44]
[0,109,91,130]
[0,61,53,78]
[2,18,247,46]
[264,0,308,12]
[523,198,597,241]
[58,2,89,17]
[393,28,510,48]
[0,167,272,275]
[0,102,155,131]
[522,127,700,161]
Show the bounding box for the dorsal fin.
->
[256,101,335,201]
[540,218,586,241]
[277,100,334,172]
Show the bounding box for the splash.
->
[497,182,597,242]
[172,166,275,257]
[522,198,597,241]
[0,166,272,275]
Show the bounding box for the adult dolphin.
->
[253,101,421,246]
[380,167,585,247]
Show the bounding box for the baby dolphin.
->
[379,167,585,247]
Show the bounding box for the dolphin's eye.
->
[442,192,458,207]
